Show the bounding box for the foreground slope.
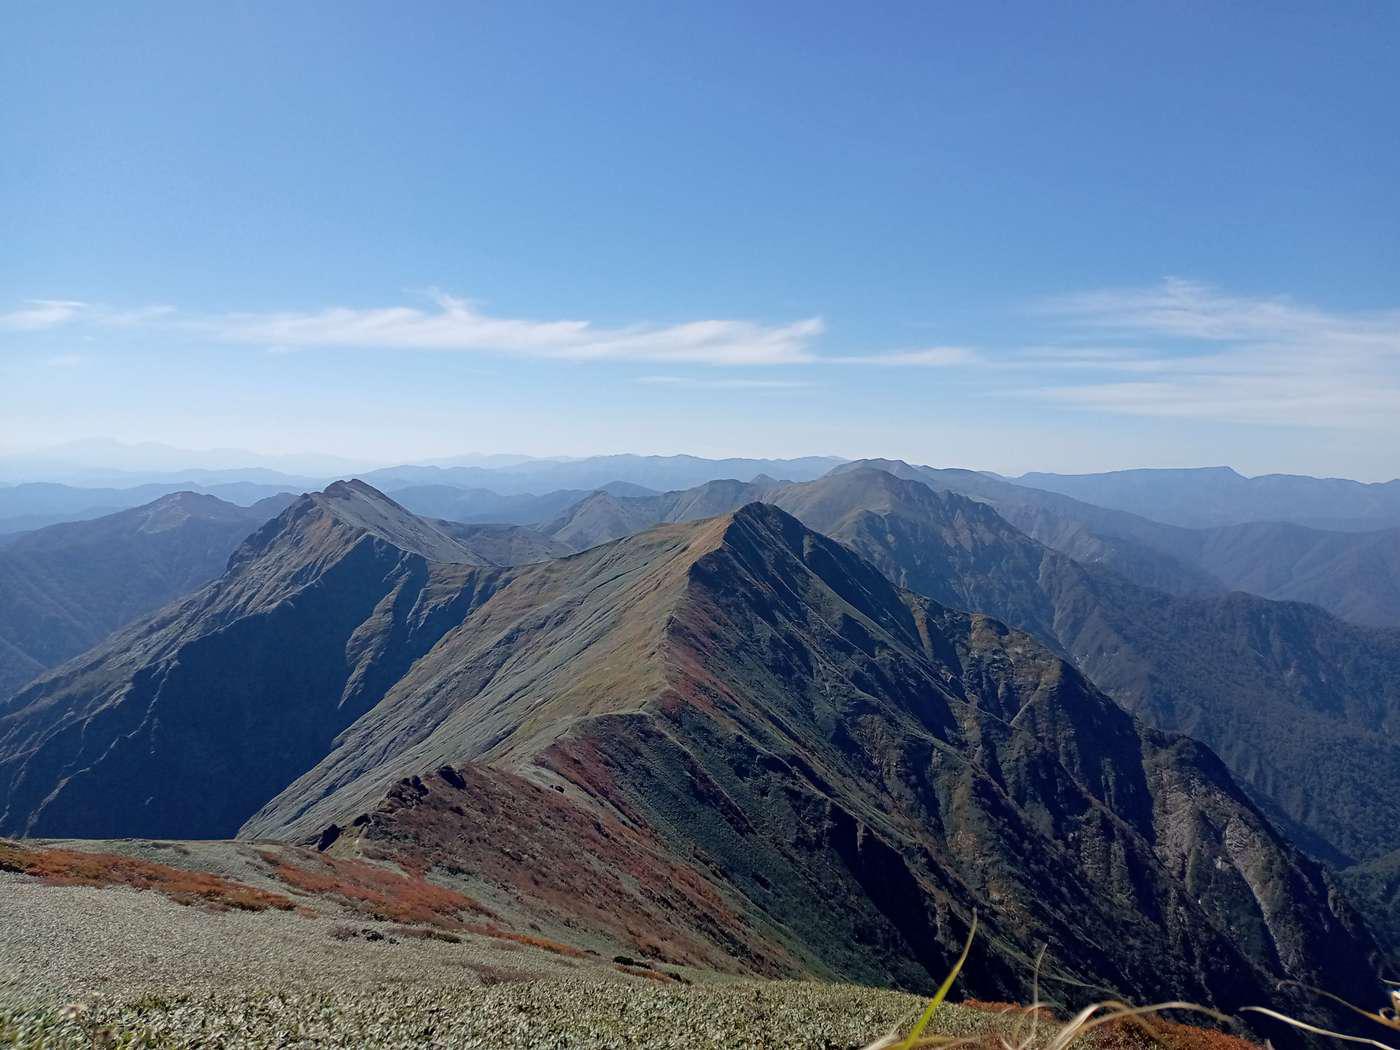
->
[0,491,294,699]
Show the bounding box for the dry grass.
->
[0,840,295,913]
[614,963,677,983]
[958,1000,1262,1050]
[1242,980,1400,1050]
[262,848,594,958]
[260,850,490,927]
[861,918,1263,1050]
[466,923,592,958]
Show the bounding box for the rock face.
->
[0,490,295,699]
[0,484,1377,1024]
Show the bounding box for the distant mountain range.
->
[1013,466,1400,530]
[0,491,295,698]
[356,454,845,495]
[0,481,310,537]
[0,481,1380,1027]
[0,454,845,534]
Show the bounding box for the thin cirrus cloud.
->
[827,346,978,366]
[634,376,814,390]
[1019,278,1400,429]
[199,292,825,367]
[12,281,1389,431]
[0,299,87,331]
[0,290,980,369]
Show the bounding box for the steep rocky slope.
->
[0,481,485,837]
[0,491,294,699]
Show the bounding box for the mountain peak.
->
[322,478,384,499]
[302,480,483,564]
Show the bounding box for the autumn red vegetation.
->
[356,761,791,974]
[1091,1016,1264,1050]
[0,839,295,912]
[260,849,492,927]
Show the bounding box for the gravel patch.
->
[0,873,965,1048]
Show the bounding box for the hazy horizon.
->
[0,436,1396,486]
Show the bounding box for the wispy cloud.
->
[1,292,988,371]
[0,300,87,331]
[12,283,1389,433]
[1018,279,1400,428]
[1039,277,1400,348]
[634,375,814,389]
[828,346,978,366]
[104,305,177,326]
[195,291,824,366]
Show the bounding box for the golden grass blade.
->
[1273,980,1400,1033]
[1241,1007,1399,1050]
[1028,944,1048,1049]
[899,913,979,1050]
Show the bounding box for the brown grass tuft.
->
[614,962,676,983]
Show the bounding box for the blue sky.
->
[3,2,1398,478]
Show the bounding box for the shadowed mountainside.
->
[0,484,1380,1031]
[0,481,487,836]
[0,491,296,699]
